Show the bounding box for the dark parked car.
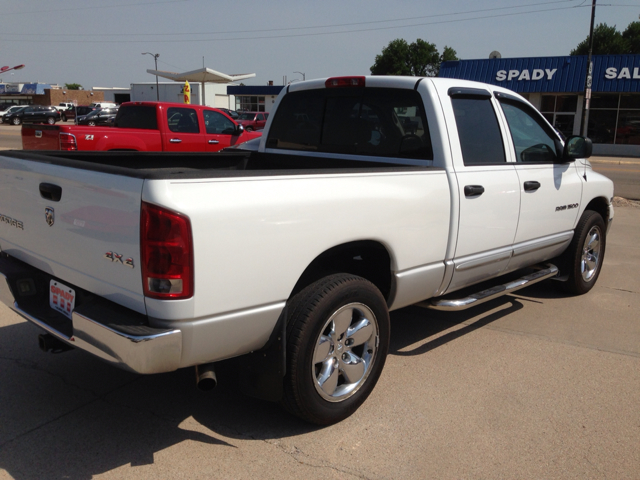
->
[77,107,119,126]
[61,105,99,122]
[218,108,240,120]
[3,105,61,125]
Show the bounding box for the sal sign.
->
[604,67,640,79]
[496,69,558,82]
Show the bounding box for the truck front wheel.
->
[282,274,390,425]
[562,209,606,295]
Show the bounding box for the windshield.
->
[239,113,255,120]
[85,110,101,118]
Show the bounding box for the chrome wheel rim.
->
[312,302,378,402]
[581,225,602,282]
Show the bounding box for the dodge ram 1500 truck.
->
[21,101,261,152]
[0,76,614,425]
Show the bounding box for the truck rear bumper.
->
[0,259,182,374]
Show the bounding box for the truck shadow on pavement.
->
[0,283,560,478]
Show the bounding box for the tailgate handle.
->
[39,183,62,202]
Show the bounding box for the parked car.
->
[61,105,98,122]
[237,111,268,131]
[218,108,240,120]
[0,105,26,124]
[77,107,119,126]
[55,102,75,112]
[90,102,117,109]
[2,105,60,125]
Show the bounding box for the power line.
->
[2,0,582,37]
[0,4,595,44]
[2,0,191,16]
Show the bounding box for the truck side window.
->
[499,100,559,163]
[203,110,236,135]
[267,88,433,160]
[167,107,199,134]
[114,105,157,130]
[452,97,506,165]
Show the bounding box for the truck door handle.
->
[169,138,182,143]
[208,140,219,144]
[39,183,62,202]
[524,181,541,192]
[464,185,485,197]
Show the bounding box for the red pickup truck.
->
[22,101,261,151]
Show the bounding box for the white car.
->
[0,105,25,124]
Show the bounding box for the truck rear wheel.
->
[282,274,390,425]
[562,209,606,295]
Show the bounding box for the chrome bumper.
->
[0,272,182,374]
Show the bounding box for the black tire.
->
[61,114,67,122]
[12,117,21,126]
[47,116,56,125]
[245,126,253,131]
[282,274,390,425]
[88,120,96,126]
[562,210,606,295]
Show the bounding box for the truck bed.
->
[2,150,435,179]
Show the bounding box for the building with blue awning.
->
[440,55,640,156]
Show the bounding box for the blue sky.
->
[1,0,638,89]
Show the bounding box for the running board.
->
[417,264,559,312]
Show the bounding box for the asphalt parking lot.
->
[0,203,638,479]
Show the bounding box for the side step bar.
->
[417,264,559,312]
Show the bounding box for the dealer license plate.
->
[49,280,76,320]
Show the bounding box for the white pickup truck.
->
[0,76,614,425]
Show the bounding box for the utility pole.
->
[142,52,160,101]
[580,0,597,136]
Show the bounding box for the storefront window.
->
[615,110,640,144]
[235,96,266,112]
[587,110,617,144]
[540,94,578,138]
[590,94,618,109]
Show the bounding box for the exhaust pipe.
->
[38,333,73,354]
[195,363,217,391]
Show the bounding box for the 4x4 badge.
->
[45,207,54,227]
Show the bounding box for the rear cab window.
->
[266,87,433,160]
[114,105,158,130]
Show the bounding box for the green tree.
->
[64,83,83,90]
[570,22,634,55]
[371,38,458,77]
[622,21,640,53]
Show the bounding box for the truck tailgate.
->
[21,124,61,150]
[0,153,146,314]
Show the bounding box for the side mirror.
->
[562,135,592,162]
[235,124,245,136]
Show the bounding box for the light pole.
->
[294,71,305,81]
[142,52,160,101]
[0,64,25,82]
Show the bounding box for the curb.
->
[590,158,640,166]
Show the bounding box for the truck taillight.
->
[325,76,365,88]
[59,133,77,151]
[141,202,193,300]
